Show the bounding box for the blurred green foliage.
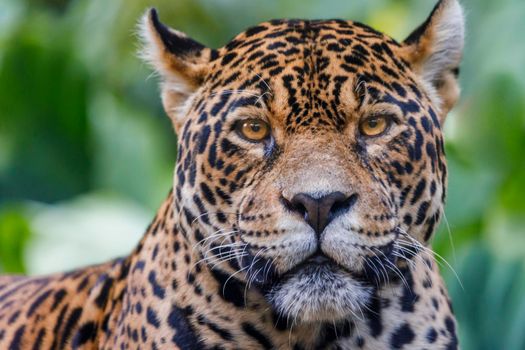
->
[450,245,525,350]
[0,0,524,348]
[0,206,31,272]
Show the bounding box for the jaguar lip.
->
[305,252,331,264]
[290,251,351,274]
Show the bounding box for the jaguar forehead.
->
[202,19,411,134]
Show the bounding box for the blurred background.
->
[0,0,524,348]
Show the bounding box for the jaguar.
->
[0,0,464,348]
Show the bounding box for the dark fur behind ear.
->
[404,1,443,45]
[149,9,205,57]
[139,8,216,132]
[401,0,465,119]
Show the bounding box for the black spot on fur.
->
[60,307,83,348]
[8,325,25,350]
[210,268,245,307]
[244,25,268,37]
[365,293,383,337]
[168,305,203,348]
[148,271,166,299]
[242,322,273,349]
[94,276,114,308]
[445,316,459,350]
[221,52,238,66]
[426,327,438,343]
[146,307,161,329]
[400,271,419,312]
[390,323,415,349]
[26,289,52,317]
[72,321,97,347]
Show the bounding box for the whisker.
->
[208,89,263,99]
[192,229,238,250]
[254,72,273,95]
[371,246,410,290]
[396,230,464,290]
[223,265,250,296]
[191,211,240,226]
[441,212,457,265]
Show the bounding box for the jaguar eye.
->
[359,115,390,137]
[236,119,270,142]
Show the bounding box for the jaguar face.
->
[141,0,463,324]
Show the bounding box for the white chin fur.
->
[268,265,372,324]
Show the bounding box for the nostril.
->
[280,195,307,217]
[296,203,307,219]
[329,193,358,220]
[280,196,294,211]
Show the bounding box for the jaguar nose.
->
[282,191,358,236]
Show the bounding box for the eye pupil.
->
[368,119,378,128]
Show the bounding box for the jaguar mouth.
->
[242,243,399,292]
[304,251,331,264]
[285,251,351,277]
[242,250,355,292]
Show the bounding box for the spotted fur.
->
[0,1,464,348]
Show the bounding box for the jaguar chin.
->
[264,254,373,323]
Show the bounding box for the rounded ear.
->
[139,8,217,133]
[400,0,465,122]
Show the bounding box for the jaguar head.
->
[140,0,464,324]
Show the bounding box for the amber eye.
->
[359,115,390,137]
[236,119,270,142]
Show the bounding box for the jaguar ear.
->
[139,8,217,133]
[401,0,465,121]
